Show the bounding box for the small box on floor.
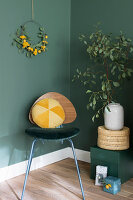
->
[103,176,121,195]
[95,165,108,186]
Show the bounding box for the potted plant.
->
[73,24,133,125]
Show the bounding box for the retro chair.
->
[21,92,85,200]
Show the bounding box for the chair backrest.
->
[29,92,77,124]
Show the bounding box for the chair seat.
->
[25,126,79,140]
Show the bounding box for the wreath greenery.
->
[12,24,48,57]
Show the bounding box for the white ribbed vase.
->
[104,103,124,130]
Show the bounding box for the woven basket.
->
[97,126,130,150]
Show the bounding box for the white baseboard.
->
[0,147,90,183]
[69,148,90,163]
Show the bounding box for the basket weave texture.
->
[97,126,130,150]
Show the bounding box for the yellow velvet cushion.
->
[31,98,65,128]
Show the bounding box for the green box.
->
[90,146,133,183]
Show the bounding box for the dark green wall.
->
[0,0,71,168]
[70,0,133,151]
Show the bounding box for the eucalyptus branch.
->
[73,24,133,121]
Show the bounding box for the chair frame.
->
[21,138,85,200]
[21,93,85,199]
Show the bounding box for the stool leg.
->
[68,138,85,200]
[21,138,38,200]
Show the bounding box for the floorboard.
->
[0,158,133,200]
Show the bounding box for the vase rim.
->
[108,103,120,106]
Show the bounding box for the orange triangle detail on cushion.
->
[50,106,65,120]
[37,99,49,109]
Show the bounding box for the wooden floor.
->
[0,158,133,200]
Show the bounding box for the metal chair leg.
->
[68,138,85,200]
[21,138,38,200]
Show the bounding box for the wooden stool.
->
[97,126,130,150]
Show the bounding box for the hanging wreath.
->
[12,22,48,57]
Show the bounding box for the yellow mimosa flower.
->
[33,49,38,55]
[45,35,48,39]
[20,35,26,39]
[38,50,41,53]
[22,44,27,48]
[23,41,30,48]
[27,47,31,51]
[42,40,48,44]
[33,52,37,56]
[41,46,46,50]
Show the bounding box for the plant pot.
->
[104,103,124,131]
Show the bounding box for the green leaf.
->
[84,41,87,45]
[38,34,43,38]
[90,34,94,39]
[122,73,126,78]
[86,90,92,93]
[99,49,103,53]
[110,54,114,61]
[92,105,96,110]
[127,71,131,77]
[91,80,96,84]
[100,75,103,80]
[95,47,98,51]
[39,27,44,31]
[93,97,96,105]
[17,44,20,49]
[111,65,116,73]
[102,84,105,91]
[94,51,97,56]
[90,102,93,107]
[96,114,99,118]
[113,82,120,87]
[127,38,131,42]
[130,47,133,52]
[103,93,107,99]
[76,69,79,73]
[81,34,85,38]
[92,115,95,122]
[118,75,121,80]
[106,82,111,91]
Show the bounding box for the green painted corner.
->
[0,0,133,168]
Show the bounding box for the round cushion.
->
[31,98,65,128]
